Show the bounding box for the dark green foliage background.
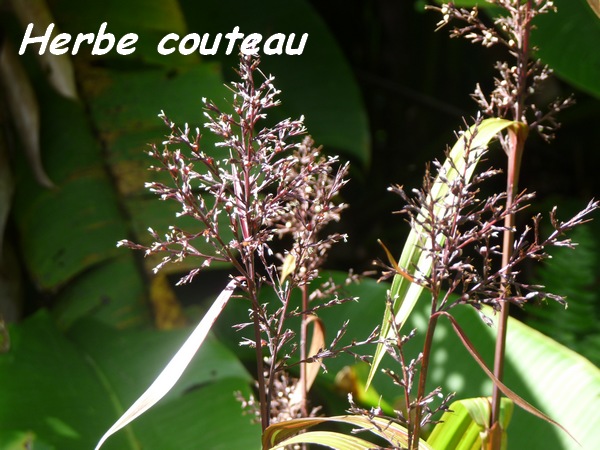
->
[0,0,599,449]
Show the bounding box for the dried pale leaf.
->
[290,315,325,405]
[303,315,325,391]
[378,239,415,282]
[587,0,600,19]
[0,40,53,188]
[94,278,238,450]
[11,0,78,100]
[149,273,187,329]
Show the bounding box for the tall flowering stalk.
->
[383,128,597,448]
[427,0,578,435]
[103,53,350,444]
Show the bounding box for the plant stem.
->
[299,283,309,417]
[411,307,439,450]
[490,0,532,430]
[490,125,526,428]
[248,281,270,431]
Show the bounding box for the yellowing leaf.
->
[280,253,296,283]
[270,430,376,450]
[263,415,434,450]
[149,273,187,330]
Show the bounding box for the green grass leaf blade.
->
[263,414,434,450]
[269,431,376,450]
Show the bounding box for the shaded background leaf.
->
[10,0,78,100]
[0,311,259,450]
[182,0,371,167]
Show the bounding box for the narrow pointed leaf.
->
[290,315,325,405]
[305,316,326,391]
[367,118,519,389]
[270,431,376,450]
[263,414,434,450]
[437,311,578,445]
[94,279,238,449]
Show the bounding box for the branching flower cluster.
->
[386,126,598,318]
[119,58,347,286]
[370,121,597,448]
[118,54,351,429]
[428,0,573,141]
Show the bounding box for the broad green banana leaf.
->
[0,310,260,450]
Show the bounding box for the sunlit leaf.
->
[217,270,600,449]
[427,397,513,450]
[437,310,576,443]
[270,431,376,450]
[263,414,434,450]
[94,279,238,449]
[280,253,296,284]
[0,309,257,450]
[588,0,600,18]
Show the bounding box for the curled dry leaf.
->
[290,315,325,406]
[0,39,54,188]
[10,0,78,100]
